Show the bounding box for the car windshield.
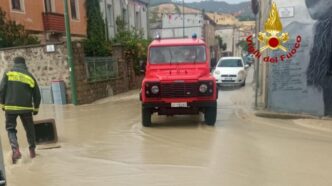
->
[218,59,243,67]
[149,46,206,64]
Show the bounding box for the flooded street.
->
[1,68,332,186]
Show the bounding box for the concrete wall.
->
[259,0,332,116]
[266,0,324,115]
[161,13,204,38]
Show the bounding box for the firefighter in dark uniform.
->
[0,57,41,164]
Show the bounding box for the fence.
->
[84,57,118,82]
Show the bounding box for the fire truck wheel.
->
[142,107,152,127]
[205,106,216,126]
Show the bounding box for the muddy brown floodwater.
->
[1,68,332,186]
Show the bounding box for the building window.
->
[121,0,128,25]
[70,0,79,20]
[11,0,24,11]
[122,8,128,25]
[44,0,55,12]
[135,11,141,29]
[107,4,114,26]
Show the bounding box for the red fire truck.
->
[140,35,218,127]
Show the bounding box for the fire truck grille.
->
[160,83,198,98]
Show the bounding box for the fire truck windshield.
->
[149,46,206,64]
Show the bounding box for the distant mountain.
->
[149,0,254,20]
[186,1,254,20]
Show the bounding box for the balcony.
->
[42,12,65,33]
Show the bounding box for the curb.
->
[255,111,321,120]
[255,111,332,132]
[293,119,332,133]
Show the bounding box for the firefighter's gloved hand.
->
[33,111,38,115]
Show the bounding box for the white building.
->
[151,13,204,39]
[99,0,149,39]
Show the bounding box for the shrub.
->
[113,17,151,75]
[0,8,39,48]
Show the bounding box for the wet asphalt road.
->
[1,67,332,186]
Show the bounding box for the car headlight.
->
[151,85,159,94]
[214,70,221,75]
[199,84,208,93]
[198,81,214,96]
[145,82,160,97]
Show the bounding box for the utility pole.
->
[63,0,78,105]
[182,0,185,38]
[254,14,259,108]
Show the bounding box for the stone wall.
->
[0,43,72,101]
[0,42,143,105]
[72,43,143,104]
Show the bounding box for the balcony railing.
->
[42,12,65,33]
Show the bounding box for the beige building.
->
[210,13,254,57]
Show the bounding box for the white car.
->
[213,57,249,87]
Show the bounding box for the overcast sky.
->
[185,0,249,4]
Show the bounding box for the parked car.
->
[213,57,248,87]
[140,35,218,127]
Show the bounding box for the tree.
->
[149,0,172,6]
[215,35,227,51]
[113,17,151,75]
[84,0,111,56]
[0,8,39,48]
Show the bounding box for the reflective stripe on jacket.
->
[0,63,41,114]
[6,71,35,88]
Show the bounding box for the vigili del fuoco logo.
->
[246,2,302,63]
